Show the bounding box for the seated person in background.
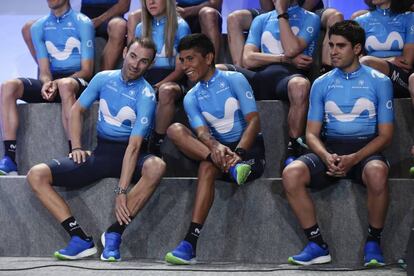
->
[227,0,343,73]
[27,38,165,262]
[135,0,191,155]
[222,0,320,166]
[164,34,265,265]
[351,0,414,19]
[22,0,131,71]
[282,21,393,267]
[127,0,222,62]
[0,0,94,175]
[355,0,414,98]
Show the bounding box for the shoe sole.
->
[0,170,17,176]
[54,246,97,260]
[236,164,251,186]
[364,259,385,267]
[165,252,196,265]
[100,233,121,262]
[288,254,332,266]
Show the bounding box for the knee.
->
[227,11,243,32]
[288,78,310,104]
[1,79,23,101]
[142,156,166,182]
[409,73,414,87]
[27,164,52,192]
[359,55,375,67]
[107,18,127,38]
[158,83,180,105]
[57,78,77,100]
[326,10,344,28]
[199,7,219,27]
[364,162,388,195]
[282,162,308,193]
[198,160,217,177]
[166,123,186,142]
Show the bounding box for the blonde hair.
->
[140,0,178,58]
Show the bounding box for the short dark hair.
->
[126,37,157,61]
[178,33,215,66]
[367,0,412,14]
[329,20,366,53]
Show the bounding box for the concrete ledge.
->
[0,176,412,264]
[1,99,413,177]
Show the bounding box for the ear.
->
[206,52,214,66]
[122,47,128,59]
[353,43,362,56]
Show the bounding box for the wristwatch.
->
[235,147,247,160]
[277,12,289,20]
[114,186,127,195]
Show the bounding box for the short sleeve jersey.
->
[308,65,394,140]
[31,8,95,75]
[135,17,191,69]
[355,7,414,58]
[246,5,320,57]
[79,70,157,142]
[184,70,258,144]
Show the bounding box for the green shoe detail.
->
[235,164,251,186]
[288,256,300,265]
[54,251,70,261]
[165,252,190,265]
[365,259,384,267]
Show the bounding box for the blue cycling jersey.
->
[177,0,206,6]
[308,65,394,139]
[135,17,190,69]
[82,0,118,4]
[184,70,258,143]
[79,70,157,141]
[355,7,414,58]
[31,8,94,75]
[246,5,320,57]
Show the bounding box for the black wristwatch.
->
[114,186,127,195]
[235,147,247,160]
[277,12,289,20]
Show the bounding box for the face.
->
[178,49,213,82]
[145,0,167,17]
[47,0,68,10]
[122,42,154,81]
[329,34,361,71]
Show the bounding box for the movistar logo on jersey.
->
[142,86,156,101]
[45,37,81,61]
[99,99,136,127]
[328,78,344,89]
[202,97,240,134]
[366,32,404,51]
[325,98,376,122]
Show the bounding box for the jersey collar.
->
[375,6,391,16]
[50,7,72,23]
[288,4,300,13]
[200,69,220,88]
[337,65,362,80]
[119,71,142,86]
[153,16,167,26]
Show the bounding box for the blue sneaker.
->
[100,232,122,262]
[288,242,331,265]
[229,163,251,186]
[165,240,196,265]
[0,156,17,175]
[54,236,97,260]
[364,241,385,267]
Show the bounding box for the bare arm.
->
[69,101,90,163]
[70,59,94,81]
[92,0,131,28]
[236,112,260,151]
[242,44,289,69]
[260,0,274,12]
[38,58,53,84]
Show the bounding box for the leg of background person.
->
[57,78,79,142]
[359,56,390,75]
[226,10,253,67]
[321,9,344,67]
[126,9,142,45]
[199,7,221,63]
[350,9,368,19]
[21,20,37,63]
[1,80,24,141]
[409,73,414,107]
[362,160,389,230]
[286,77,310,139]
[27,164,73,222]
[155,83,182,136]
[282,161,316,228]
[101,18,127,71]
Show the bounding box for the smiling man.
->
[164,33,266,265]
[27,38,166,262]
[281,20,394,267]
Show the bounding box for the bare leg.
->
[56,78,79,140]
[287,77,310,138]
[1,79,25,140]
[321,9,344,67]
[101,18,127,70]
[226,10,253,66]
[155,82,182,135]
[409,72,414,107]
[199,7,221,63]
[126,9,142,45]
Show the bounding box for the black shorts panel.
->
[220,134,266,183]
[297,139,388,190]
[386,61,412,98]
[247,8,264,19]
[48,138,153,189]
[81,4,126,39]
[178,6,223,33]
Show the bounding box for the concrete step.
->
[0,176,412,265]
[3,99,414,178]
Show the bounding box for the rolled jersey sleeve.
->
[78,72,104,109]
[183,92,207,130]
[131,85,157,138]
[297,12,320,52]
[31,18,48,60]
[77,14,95,60]
[135,23,142,38]
[307,78,325,122]
[245,13,265,49]
[228,72,257,116]
[376,76,394,124]
[405,12,414,44]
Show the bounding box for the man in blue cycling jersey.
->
[164,34,265,265]
[27,38,166,262]
[0,0,95,175]
[282,21,393,267]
